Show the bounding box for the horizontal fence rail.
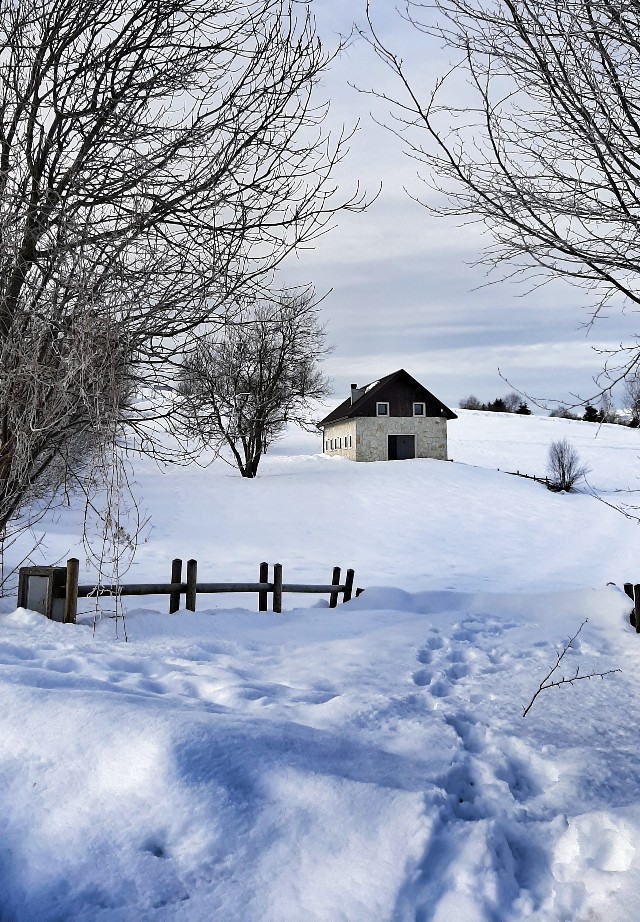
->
[18,559,362,623]
[500,468,551,487]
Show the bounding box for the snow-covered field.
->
[2,410,640,921]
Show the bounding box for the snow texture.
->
[1,410,640,921]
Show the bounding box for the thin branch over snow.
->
[523,620,621,717]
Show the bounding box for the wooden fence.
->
[624,583,640,633]
[500,468,552,487]
[17,559,362,624]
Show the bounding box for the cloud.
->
[278,3,640,411]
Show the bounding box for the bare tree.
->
[0,0,361,540]
[546,438,590,492]
[364,1,640,384]
[624,373,640,423]
[459,395,483,410]
[503,392,522,413]
[180,290,331,477]
[0,307,130,537]
[549,406,580,420]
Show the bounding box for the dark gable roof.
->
[318,369,457,427]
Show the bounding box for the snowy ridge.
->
[1,411,640,920]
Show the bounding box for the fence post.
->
[169,558,182,614]
[624,583,635,626]
[63,558,79,624]
[259,562,268,612]
[329,566,341,609]
[273,563,282,613]
[186,559,197,612]
[634,585,640,634]
[343,569,354,603]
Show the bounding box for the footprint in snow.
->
[445,662,470,682]
[452,615,509,643]
[425,634,445,650]
[412,668,433,687]
[444,712,486,754]
[495,740,560,804]
[430,679,451,698]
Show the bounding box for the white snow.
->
[1,410,640,920]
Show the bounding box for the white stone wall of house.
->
[321,420,358,460]
[354,416,448,461]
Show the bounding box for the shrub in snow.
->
[549,406,580,420]
[546,439,590,492]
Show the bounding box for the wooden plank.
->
[259,562,268,612]
[273,563,283,613]
[194,582,271,593]
[186,559,197,612]
[63,558,79,624]
[329,566,341,608]
[17,568,28,609]
[169,558,182,613]
[343,569,355,603]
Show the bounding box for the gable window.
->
[413,402,425,416]
[376,402,389,416]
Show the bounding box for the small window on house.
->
[376,402,389,416]
[338,437,342,449]
[325,440,329,450]
[413,402,425,416]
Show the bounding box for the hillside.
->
[1,411,639,921]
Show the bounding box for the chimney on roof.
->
[351,384,364,405]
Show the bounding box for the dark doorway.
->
[388,435,416,460]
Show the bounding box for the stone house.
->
[318,369,457,462]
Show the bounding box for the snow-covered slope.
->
[1,411,640,921]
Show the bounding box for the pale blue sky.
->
[280,1,638,412]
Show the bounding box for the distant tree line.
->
[459,393,532,415]
[463,381,640,426]
[549,389,638,425]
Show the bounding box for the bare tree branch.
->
[523,619,621,717]
[0,0,364,539]
[364,0,640,367]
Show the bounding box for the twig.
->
[523,620,621,717]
